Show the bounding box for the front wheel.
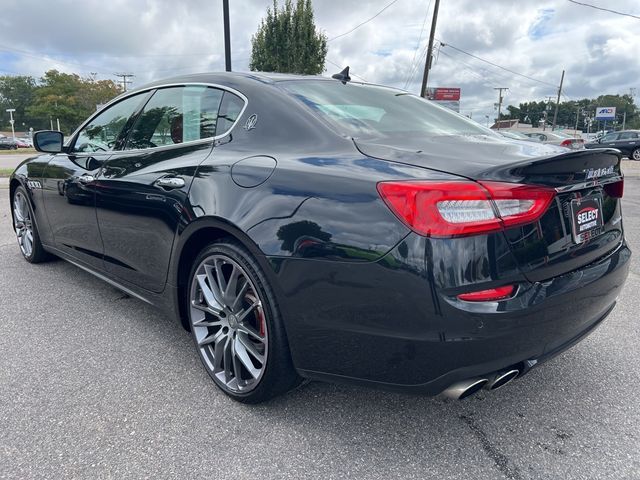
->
[12,186,51,263]
[187,241,301,403]
[631,148,640,161]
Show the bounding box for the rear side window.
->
[215,92,245,136]
[126,86,223,150]
[618,132,638,140]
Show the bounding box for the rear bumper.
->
[276,239,631,395]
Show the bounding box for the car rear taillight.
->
[604,178,624,198]
[457,285,515,302]
[377,180,555,237]
[560,139,573,147]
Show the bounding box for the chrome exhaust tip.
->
[488,369,520,390]
[442,378,489,400]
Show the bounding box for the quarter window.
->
[126,86,224,150]
[215,92,245,136]
[73,93,146,153]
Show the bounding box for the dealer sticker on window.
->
[570,196,604,244]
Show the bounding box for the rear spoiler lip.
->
[473,148,623,186]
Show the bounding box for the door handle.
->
[78,174,95,184]
[155,176,185,189]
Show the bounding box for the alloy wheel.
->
[190,254,268,393]
[13,191,34,258]
[633,148,640,161]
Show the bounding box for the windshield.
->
[280,80,492,140]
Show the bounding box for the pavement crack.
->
[460,415,522,480]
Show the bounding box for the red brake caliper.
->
[246,293,266,337]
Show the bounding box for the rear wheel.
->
[12,186,51,263]
[631,148,640,161]
[187,241,301,403]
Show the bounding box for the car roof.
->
[130,71,337,93]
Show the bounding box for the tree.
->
[0,75,38,130]
[501,94,638,131]
[250,0,327,75]
[26,70,121,134]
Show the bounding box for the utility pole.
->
[494,87,508,130]
[420,0,440,98]
[223,0,232,72]
[6,108,15,139]
[114,73,134,92]
[551,69,565,131]
[574,106,580,134]
[622,111,626,130]
[543,96,554,131]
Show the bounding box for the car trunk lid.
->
[356,136,624,281]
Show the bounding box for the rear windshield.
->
[280,80,491,139]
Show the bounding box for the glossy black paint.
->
[10,72,630,395]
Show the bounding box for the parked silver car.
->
[525,131,585,150]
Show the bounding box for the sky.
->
[1,0,639,124]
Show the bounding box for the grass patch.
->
[0,148,36,155]
[0,168,14,177]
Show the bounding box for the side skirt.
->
[42,244,180,321]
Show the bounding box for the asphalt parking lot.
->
[1,166,639,480]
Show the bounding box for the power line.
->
[438,41,559,88]
[0,44,110,74]
[567,0,640,20]
[326,58,368,82]
[327,0,402,42]
[403,43,429,90]
[403,0,432,89]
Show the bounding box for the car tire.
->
[187,240,302,403]
[631,148,640,161]
[12,186,52,263]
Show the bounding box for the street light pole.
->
[6,109,16,140]
[223,0,232,72]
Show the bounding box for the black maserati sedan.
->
[10,71,630,403]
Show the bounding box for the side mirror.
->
[33,130,64,153]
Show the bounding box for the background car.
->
[9,72,630,403]
[15,138,31,148]
[525,131,585,149]
[585,130,640,160]
[0,137,18,150]
[497,130,541,142]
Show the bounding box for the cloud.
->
[0,0,638,123]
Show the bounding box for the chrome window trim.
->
[67,82,248,153]
[554,175,623,193]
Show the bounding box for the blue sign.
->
[595,107,616,120]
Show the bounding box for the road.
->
[0,175,639,479]
[0,153,33,170]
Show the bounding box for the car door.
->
[41,92,150,271]
[614,131,639,155]
[599,132,619,148]
[94,85,226,292]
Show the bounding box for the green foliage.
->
[0,70,122,134]
[250,0,327,75]
[0,75,38,131]
[501,94,638,131]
